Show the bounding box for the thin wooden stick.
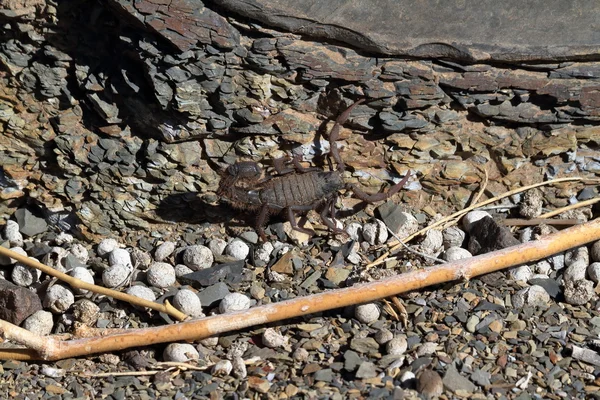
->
[539,197,600,219]
[1,217,598,361]
[501,218,582,227]
[0,246,187,321]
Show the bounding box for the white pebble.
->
[563,279,595,305]
[400,370,416,384]
[355,303,380,324]
[44,285,75,313]
[126,285,156,302]
[200,336,219,347]
[293,347,310,362]
[393,212,419,237]
[231,356,247,378]
[42,247,69,273]
[563,260,588,283]
[208,238,227,256]
[362,219,388,245]
[386,336,408,356]
[23,310,53,336]
[591,240,600,263]
[130,248,152,269]
[534,260,552,275]
[154,241,176,262]
[587,262,600,283]
[225,239,250,260]
[11,261,41,286]
[442,247,472,261]
[54,232,73,245]
[442,226,466,249]
[262,328,288,348]
[462,211,491,233]
[108,248,132,267]
[5,246,26,265]
[97,238,118,256]
[512,285,550,308]
[69,267,94,294]
[183,245,214,270]
[254,242,274,266]
[147,262,176,288]
[72,299,100,325]
[4,220,23,247]
[70,243,89,263]
[419,229,444,255]
[212,360,233,376]
[102,263,131,288]
[173,289,203,317]
[345,222,363,242]
[509,265,533,283]
[163,343,199,362]
[175,264,194,278]
[565,246,589,267]
[219,293,251,313]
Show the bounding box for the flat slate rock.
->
[217,0,600,62]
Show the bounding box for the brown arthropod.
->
[217,99,411,241]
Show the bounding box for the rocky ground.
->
[1,0,600,399]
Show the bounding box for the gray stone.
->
[355,362,378,379]
[344,350,362,371]
[350,337,380,355]
[0,279,42,325]
[314,368,334,382]
[14,208,47,237]
[443,365,477,393]
[197,282,231,307]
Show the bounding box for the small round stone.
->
[563,260,588,283]
[126,285,156,302]
[393,212,419,237]
[362,220,388,245]
[173,289,203,317]
[175,264,194,278]
[11,262,41,287]
[462,210,491,233]
[386,336,408,355]
[183,245,214,270]
[163,343,199,362]
[102,263,131,288]
[419,229,443,254]
[293,347,310,362]
[213,360,233,376]
[130,248,152,269]
[108,248,132,267]
[262,328,288,348]
[219,293,251,313]
[44,285,75,313]
[442,247,472,261]
[70,267,94,294]
[70,243,89,263]
[42,247,69,273]
[588,262,600,283]
[4,246,26,265]
[97,238,119,256]
[147,262,176,288]
[23,310,53,336]
[442,226,466,249]
[512,285,550,308]
[355,303,380,324]
[225,239,250,260]
[591,240,600,263]
[4,220,23,247]
[565,246,589,267]
[374,329,394,345]
[345,222,363,242]
[72,299,100,325]
[254,242,274,266]
[54,232,74,245]
[231,356,247,378]
[509,265,533,283]
[534,260,552,275]
[208,238,227,256]
[154,241,176,262]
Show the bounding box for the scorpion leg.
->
[349,171,411,203]
[286,206,317,236]
[273,154,319,175]
[319,197,347,236]
[328,99,366,172]
[255,204,272,242]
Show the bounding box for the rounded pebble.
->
[69,267,94,294]
[262,328,288,348]
[44,285,75,313]
[4,220,23,247]
[509,265,533,282]
[130,248,152,269]
[219,293,251,313]
[97,238,119,256]
[126,285,156,303]
[345,222,363,242]
[462,210,491,233]
[163,343,199,362]
[374,329,394,345]
[591,240,600,262]
[442,226,466,249]
[563,279,595,305]
[175,264,194,278]
[442,247,472,261]
[4,246,26,265]
[362,219,388,245]
[512,285,550,308]
[563,260,588,283]
[108,248,132,267]
[386,336,408,355]
[183,245,214,270]
[42,247,69,273]
[72,299,100,325]
[231,356,247,378]
[225,239,250,260]
[23,310,53,336]
[393,212,419,237]
[355,303,380,324]
[11,262,41,287]
[534,260,552,275]
[173,289,203,317]
[213,360,233,376]
[102,263,131,288]
[587,262,600,283]
[70,243,89,263]
[565,246,589,267]
[254,242,274,266]
[54,232,74,245]
[419,229,443,254]
[154,241,176,262]
[208,238,227,256]
[147,262,176,288]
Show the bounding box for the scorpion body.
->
[217,99,410,241]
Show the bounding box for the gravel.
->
[173,288,203,317]
[183,245,214,270]
[354,303,380,324]
[219,293,251,313]
[146,262,176,288]
[102,263,131,288]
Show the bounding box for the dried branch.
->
[0,217,598,361]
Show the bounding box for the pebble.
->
[386,336,408,355]
[587,262,600,283]
[563,280,595,305]
[126,285,157,303]
[4,246,26,265]
[442,246,472,261]
[563,260,588,283]
[146,262,176,288]
[534,260,552,275]
[183,245,214,270]
[591,240,600,262]
[97,238,118,256]
[42,247,69,273]
[419,229,444,254]
[417,369,444,399]
[345,222,363,241]
[240,231,259,244]
[354,303,380,324]
[4,220,23,247]
[175,264,194,278]
[44,285,75,313]
[69,267,94,294]
[102,263,131,288]
[293,347,310,362]
[262,328,288,348]
[163,343,199,362]
[212,359,233,376]
[442,226,466,249]
[466,315,480,333]
[72,299,100,325]
[254,242,274,266]
[509,265,533,282]
[54,232,73,245]
[442,365,477,393]
[225,238,250,260]
[219,293,251,313]
[355,362,378,379]
[23,310,53,336]
[108,248,132,267]
[208,238,227,256]
[512,285,550,308]
[374,329,394,345]
[519,188,543,218]
[565,246,589,267]
[362,219,388,245]
[11,262,41,286]
[462,210,491,233]
[154,241,176,261]
[231,356,247,378]
[130,248,152,269]
[14,208,47,237]
[173,288,203,317]
[70,243,89,263]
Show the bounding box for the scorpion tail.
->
[328,99,366,172]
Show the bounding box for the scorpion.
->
[217,99,411,242]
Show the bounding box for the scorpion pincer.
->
[217,99,411,242]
